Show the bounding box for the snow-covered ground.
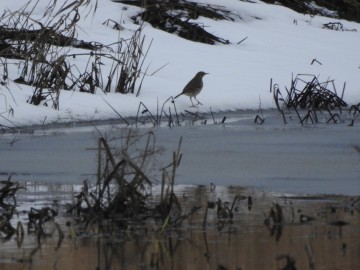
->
[1,0,359,126]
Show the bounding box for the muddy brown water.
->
[0,183,359,270]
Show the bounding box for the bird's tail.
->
[174,93,182,99]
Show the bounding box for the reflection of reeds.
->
[264,203,284,241]
[0,177,22,242]
[1,178,359,270]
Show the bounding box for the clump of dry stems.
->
[0,177,23,242]
[68,130,189,234]
[123,0,240,45]
[0,176,63,252]
[0,0,151,111]
[272,74,351,124]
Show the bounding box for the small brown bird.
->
[174,71,208,107]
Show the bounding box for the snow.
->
[0,0,359,126]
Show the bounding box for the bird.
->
[174,71,208,107]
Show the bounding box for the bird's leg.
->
[194,97,203,105]
[190,97,197,107]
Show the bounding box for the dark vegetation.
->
[0,0,151,111]
[270,73,360,125]
[0,177,23,242]
[117,0,243,44]
[120,0,360,46]
[262,0,360,23]
[0,176,63,250]
[83,96,228,128]
[67,131,192,231]
[134,98,227,127]
[65,130,239,233]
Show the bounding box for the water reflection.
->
[0,183,359,270]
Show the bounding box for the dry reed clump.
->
[0,58,18,132]
[262,0,360,23]
[0,177,63,251]
[0,177,23,242]
[120,0,240,45]
[0,0,151,111]
[349,102,360,126]
[133,98,227,128]
[271,74,350,125]
[67,130,195,234]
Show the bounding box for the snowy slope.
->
[1,0,359,126]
